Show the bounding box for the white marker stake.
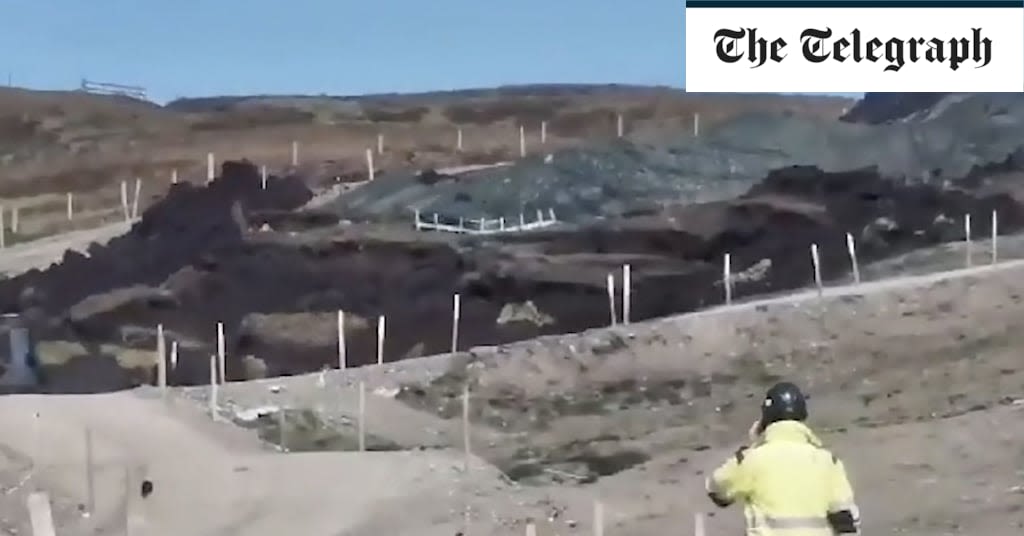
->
[606,273,617,326]
[27,492,56,536]
[377,133,384,155]
[84,428,95,515]
[155,324,166,389]
[462,383,471,471]
[456,128,463,152]
[260,165,268,190]
[376,315,385,365]
[358,381,366,451]
[216,322,226,384]
[337,310,347,370]
[208,355,218,419]
[616,113,624,138]
[170,341,178,371]
[694,512,706,536]
[206,152,215,182]
[845,232,860,284]
[541,121,547,145]
[66,192,73,221]
[694,113,701,137]
[366,148,375,181]
[810,243,823,296]
[11,206,18,234]
[526,522,537,536]
[723,253,732,305]
[622,264,632,325]
[451,294,461,354]
[991,209,999,265]
[131,178,142,220]
[0,206,6,249]
[120,180,130,223]
[593,500,604,536]
[519,125,526,158]
[965,213,973,268]
[171,168,178,184]
[291,140,299,167]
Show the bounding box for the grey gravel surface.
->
[327,93,1024,224]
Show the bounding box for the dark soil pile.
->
[840,93,952,124]
[0,160,312,316]
[5,162,1024,391]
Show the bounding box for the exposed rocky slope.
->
[333,93,1024,223]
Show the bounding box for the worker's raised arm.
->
[825,454,861,534]
[705,446,752,508]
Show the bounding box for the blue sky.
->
[3,0,688,103]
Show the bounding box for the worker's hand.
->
[747,419,762,443]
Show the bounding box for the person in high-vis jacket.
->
[705,382,861,535]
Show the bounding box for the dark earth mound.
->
[840,93,952,124]
[4,158,1023,391]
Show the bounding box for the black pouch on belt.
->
[826,510,858,534]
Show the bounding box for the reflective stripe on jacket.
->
[705,421,859,536]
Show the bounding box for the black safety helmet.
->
[761,381,808,426]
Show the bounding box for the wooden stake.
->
[846,232,860,284]
[131,178,141,220]
[155,324,166,389]
[541,121,547,144]
[0,205,6,249]
[66,192,73,221]
[376,315,385,365]
[462,383,471,471]
[11,206,18,234]
[810,243,823,296]
[992,209,999,265]
[593,500,604,536]
[358,380,366,451]
[216,322,226,384]
[723,253,732,305]
[277,409,287,451]
[337,310,347,369]
[377,133,384,155]
[616,113,624,138]
[291,140,299,167]
[622,264,632,325]
[606,273,617,326]
[693,113,700,137]
[456,128,463,152]
[120,180,130,223]
[84,428,95,515]
[171,168,178,184]
[451,294,461,354]
[519,125,526,158]
[525,522,537,536]
[27,492,56,536]
[170,341,178,370]
[206,152,215,182]
[694,512,706,536]
[965,213,973,267]
[208,355,218,419]
[260,165,268,190]
[366,148,375,181]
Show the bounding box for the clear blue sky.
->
[3,1,860,104]
[4,0,690,104]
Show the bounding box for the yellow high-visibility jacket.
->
[706,420,860,536]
